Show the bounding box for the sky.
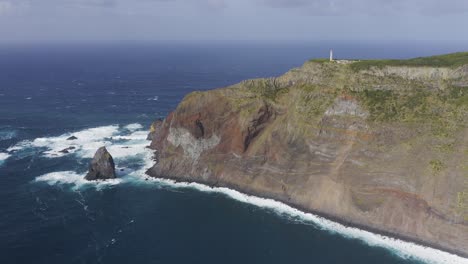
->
[0,0,468,43]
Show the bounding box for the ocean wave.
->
[86,141,468,264]
[124,123,144,131]
[0,152,10,165]
[145,177,468,264]
[35,171,122,190]
[7,124,149,159]
[25,123,468,263]
[0,129,16,141]
[147,96,158,101]
[33,146,154,190]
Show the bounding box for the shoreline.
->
[147,172,468,261]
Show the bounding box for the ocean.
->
[1,42,467,264]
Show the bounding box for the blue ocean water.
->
[0,42,467,264]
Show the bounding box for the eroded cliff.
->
[147,53,468,256]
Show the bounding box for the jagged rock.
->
[85,147,116,181]
[147,119,164,141]
[67,136,78,140]
[59,146,76,154]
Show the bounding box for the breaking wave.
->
[124,123,143,131]
[0,152,10,165]
[35,171,122,190]
[147,178,468,264]
[25,124,468,264]
[0,129,16,141]
[30,123,154,189]
[8,124,149,159]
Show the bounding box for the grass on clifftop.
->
[310,52,468,71]
[350,52,468,71]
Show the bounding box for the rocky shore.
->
[147,53,468,257]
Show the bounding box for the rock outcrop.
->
[59,146,75,154]
[147,53,468,257]
[85,147,116,181]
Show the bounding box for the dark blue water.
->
[1,42,466,264]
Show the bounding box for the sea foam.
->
[8,124,149,159]
[35,171,122,190]
[0,152,10,165]
[26,124,468,264]
[0,129,16,141]
[145,177,468,264]
[32,124,152,189]
[124,123,144,131]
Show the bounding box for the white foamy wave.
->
[8,125,118,158]
[145,177,468,264]
[105,130,149,159]
[25,122,468,263]
[0,130,16,141]
[112,130,148,141]
[124,123,143,131]
[0,152,10,164]
[7,124,149,160]
[35,171,122,190]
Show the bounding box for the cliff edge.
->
[147,52,468,256]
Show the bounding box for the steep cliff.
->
[147,52,468,256]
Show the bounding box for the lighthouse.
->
[329,49,334,62]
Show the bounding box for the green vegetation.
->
[352,89,431,122]
[294,84,337,117]
[309,58,332,63]
[350,52,468,71]
[245,78,289,102]
[353,86,467,126]
[444,86,468,106]
[429,159,446,174]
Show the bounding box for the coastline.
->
[147,172,468,261]
[146,54,468,260]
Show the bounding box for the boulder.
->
[85,147,116,181]
[67,136,78,140]
[59,146,76,154]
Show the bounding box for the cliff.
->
[147,52,468,256]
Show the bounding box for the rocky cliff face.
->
[147,56,468,256]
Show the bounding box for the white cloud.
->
[0,1,13,15]
[260,0,468,15]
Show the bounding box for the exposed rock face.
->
[85,147,116,181]
[59,146,76,154]
[147,119,164,141]
[67,136,78,140]
[147,57,468,256]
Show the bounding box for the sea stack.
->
[85,146,116,181]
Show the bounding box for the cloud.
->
[204,0,228,9]
[260,0,468,15]
[3,0,468,16]
[0,0,229,13]
[262,0,316,8]
[82,0,117,8]
[0,1,13,15]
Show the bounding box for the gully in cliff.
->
[85,146,116,181]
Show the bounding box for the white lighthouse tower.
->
[329,49,334,62]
